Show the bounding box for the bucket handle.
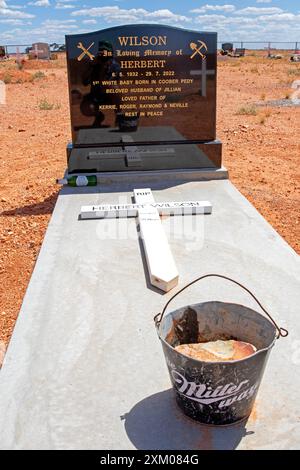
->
[154,274,288,338]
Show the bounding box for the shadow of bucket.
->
[154,274,288,426]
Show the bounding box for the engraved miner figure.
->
[80,40,121,127]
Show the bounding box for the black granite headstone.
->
[66,24,222,172]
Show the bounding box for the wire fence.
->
[218,41,299,52]
[1,44,66,55]
[1,41,299,56]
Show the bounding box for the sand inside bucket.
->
[166,306,257,362]
[175,340,256,362]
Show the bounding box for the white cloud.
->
[257,12,297,21]
[145,9,189,21]
[191,4,236,14]
[28,0,50,6]
[194,9,300,42]
[0,8,34,17]
[82,19,97,24]
[0,0,7,6]
[0,17,78,43]
[256,0,272,3]
[55,2,75,8]
[71,6,189,23]
[195,14,227,22]
[234,7,283,15]
[0,18,25,24]
[43,18,76,27]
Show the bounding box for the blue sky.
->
[0,1,299,45]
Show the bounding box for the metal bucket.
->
[154,274,288,426]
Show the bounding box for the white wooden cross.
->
[81,188,212,292]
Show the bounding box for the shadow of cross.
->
[80,187,212,292]
[190,58,215,97]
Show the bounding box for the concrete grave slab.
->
[0,178,299,449]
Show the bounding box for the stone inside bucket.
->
[161,301,277,351]
[158,301,278,425]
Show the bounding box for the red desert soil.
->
[0,53,299,352]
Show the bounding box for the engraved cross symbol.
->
[190,40,208,60]
[77,42,95,61]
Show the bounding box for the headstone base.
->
[64,166,228,184]
[67,138,223,174]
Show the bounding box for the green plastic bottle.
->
[56,175,97,187]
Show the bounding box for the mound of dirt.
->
[0,69,33,84]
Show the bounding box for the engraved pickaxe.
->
[190,40,208,59]
[77,42,95,61]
